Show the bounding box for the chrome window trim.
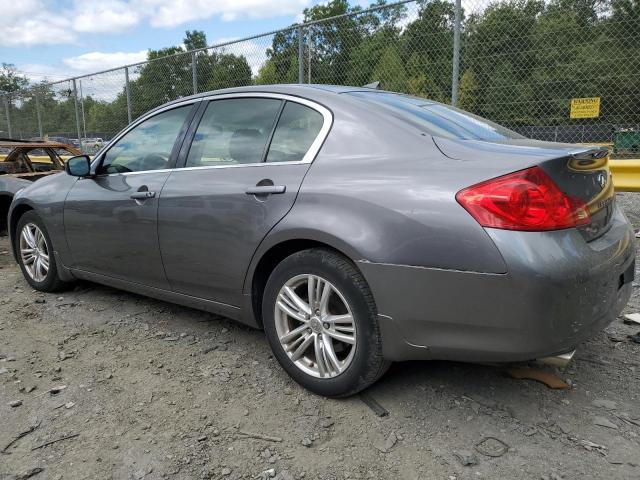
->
[93,92,333,177]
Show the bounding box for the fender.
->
[243,226,365,296]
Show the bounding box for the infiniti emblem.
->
[596,171,607,190]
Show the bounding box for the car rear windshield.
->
[348,91,524,141]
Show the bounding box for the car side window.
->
[185,98,282,168]
[266,102,324,163]
[98,106,192,175]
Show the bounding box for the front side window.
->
[99,106,192,174]
[266,102,324,163]
[186,98,282,168]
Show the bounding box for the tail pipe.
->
[537,350,575,368]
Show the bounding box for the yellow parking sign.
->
[570,97,600,119]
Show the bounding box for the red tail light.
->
[456,166,590,231]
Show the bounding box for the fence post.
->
[79,80,87,139]
[3,94,12,138]
[35,92,43,139]
[298,25,304,84]
[451,0,462,106]
[308,26,312,84]
[192,52,198,94]
[125,67,132,124]
[72,79,83,148]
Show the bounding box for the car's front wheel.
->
[263,249,389,397]
[15,211,71,292]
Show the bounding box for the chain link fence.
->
[1,0,638,157]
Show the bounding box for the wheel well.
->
[0,195,12,235]
[8,204,33,256]
[251,239,352,328]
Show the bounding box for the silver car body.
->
[8,85,636,363]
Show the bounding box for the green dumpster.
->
[614,129,640,155]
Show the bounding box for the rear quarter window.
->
[266,102,324,163]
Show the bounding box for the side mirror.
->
[65,155,91,177]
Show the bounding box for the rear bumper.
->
[359,206,636,362]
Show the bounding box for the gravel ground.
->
[1,194,640,480]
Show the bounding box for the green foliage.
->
[0,64,28,94]
[371,45,407,92]
[184,30,208,50]
[457,69,478,111]
[4,1,639,140]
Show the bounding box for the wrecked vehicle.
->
[0,139,81,235]
[6,85,637,397]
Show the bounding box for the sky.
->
[0,0,371,84]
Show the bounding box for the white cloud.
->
[143,0,309,28]
[63,50,148,72]
[4,0,41,20]
[0,0,312,47]
[0,1,75,47]
[73,0,141,33]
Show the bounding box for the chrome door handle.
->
[245,185,286,195]
[130,191,156,200]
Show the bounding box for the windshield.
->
[348,91,524,142]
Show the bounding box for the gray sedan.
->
[7,85,635,397]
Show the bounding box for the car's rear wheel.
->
[15,211,70,292]
[263,249,389,397]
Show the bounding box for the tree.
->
[200,52,252,91]
[303,0,364,85]
[464,0,544,124]
[262,29,302,84]
[347,27,400,87]
[401,0,457,100]
[127,30,252,117]
[5,1,639,143]
[184,30,208,51]
[405,53,446,101]
[0,64,28,94]
[371,45,407,92]
[457,69,478,111]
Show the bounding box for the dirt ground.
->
[1,195,640,480]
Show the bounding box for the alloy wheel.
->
[20,223,50,282]
[274,274,356,378]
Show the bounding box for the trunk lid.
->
[434,137,614,240]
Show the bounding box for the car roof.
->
[146,84,380,114]
[0,138,80,151]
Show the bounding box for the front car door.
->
[64,103,197,289]
[158,94,331,307]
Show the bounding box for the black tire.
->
[263,248,390,397]
[15,210,71,292]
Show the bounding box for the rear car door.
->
[158,94,331,306]
[64,103,197,289]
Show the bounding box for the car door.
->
[64,103,197,289]
[158,94,331,306]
